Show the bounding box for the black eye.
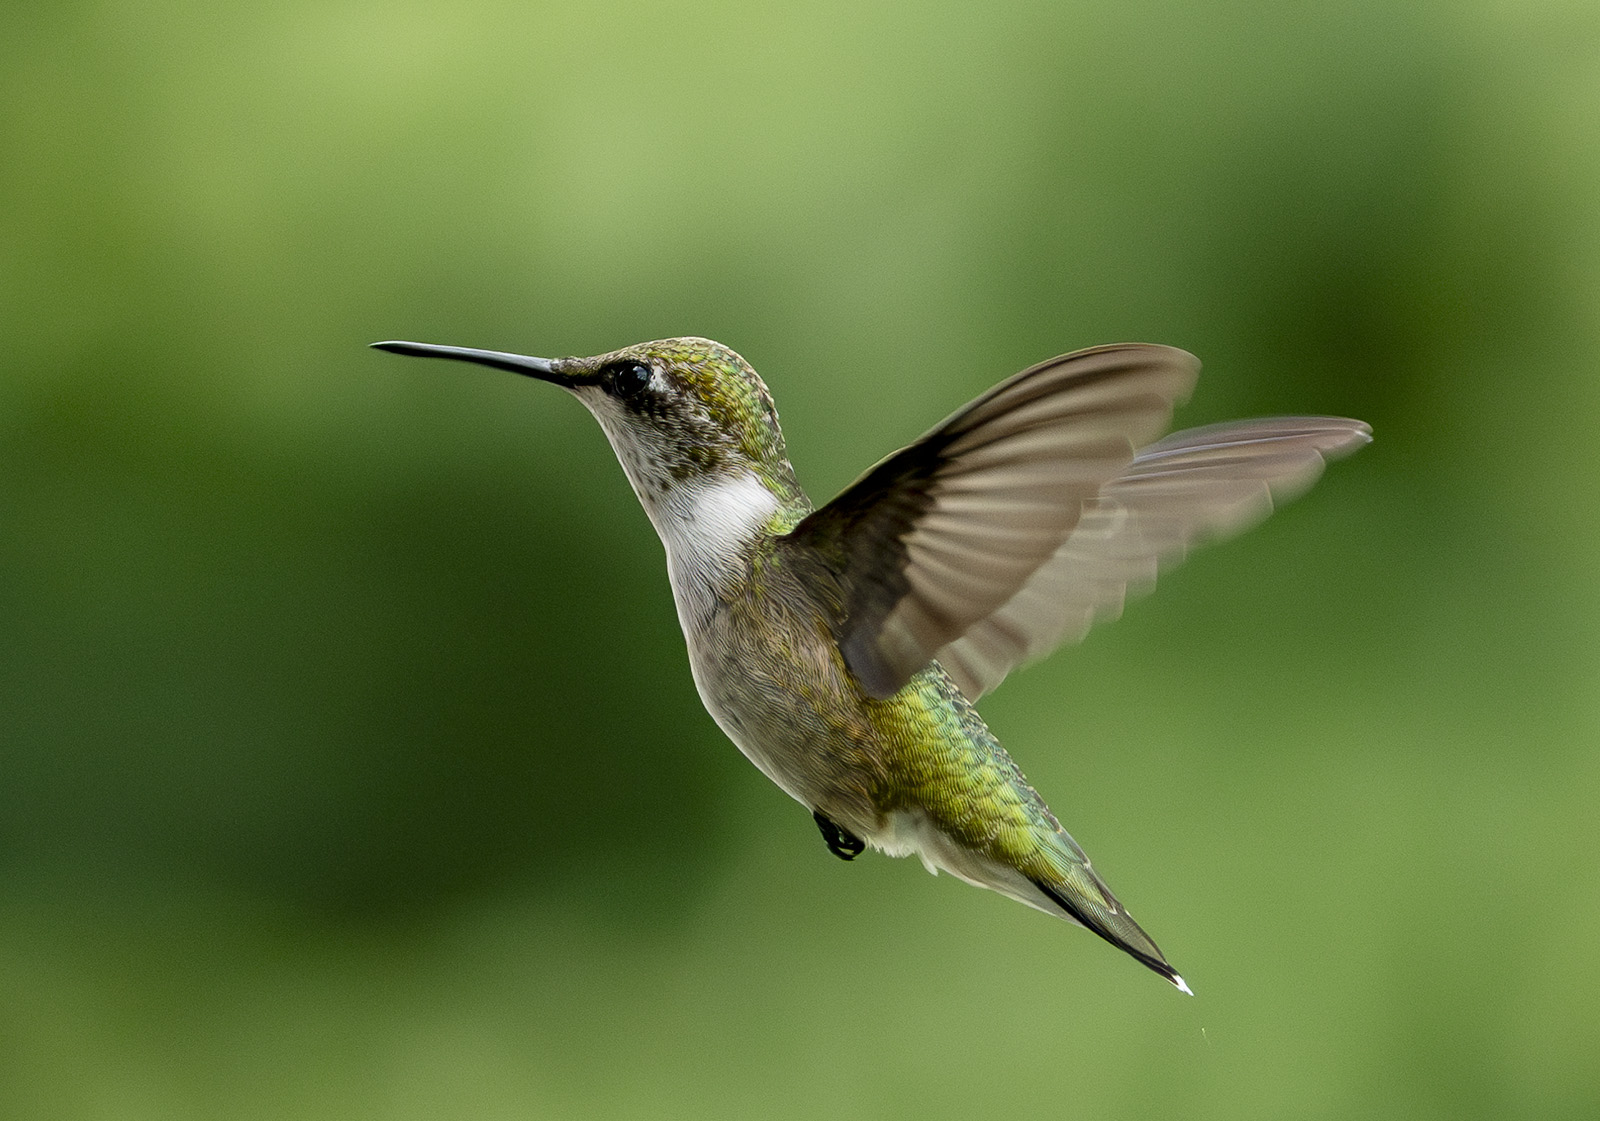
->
[605,361,653,400]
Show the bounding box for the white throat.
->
[652,471,780,629]
[581,396,780,624]
[656,470,779,566]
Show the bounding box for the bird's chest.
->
[649,473,883,817]
[669,559,879,821]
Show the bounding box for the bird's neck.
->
[622,469,787,639]
[651,469,795,571]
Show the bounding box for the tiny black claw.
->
[813,811,866,861]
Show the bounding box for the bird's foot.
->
[813,811,866,861]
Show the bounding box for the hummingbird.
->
[373,335,1370,991]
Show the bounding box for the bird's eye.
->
[606,362,653,400]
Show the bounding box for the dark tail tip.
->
[1031,877,1193,994]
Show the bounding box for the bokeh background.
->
[4,1,1598,1117]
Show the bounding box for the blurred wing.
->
[934,416,1373,698]
[784,344,1201,698]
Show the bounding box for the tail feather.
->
[1031,875,1192,994]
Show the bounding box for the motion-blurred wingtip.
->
[1339,419,1374,452]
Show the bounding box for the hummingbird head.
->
[372,336,807,523]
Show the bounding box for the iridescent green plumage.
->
[869,668,1171,976]
[374,333,1371,992]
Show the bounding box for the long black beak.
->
[370,340,559,381]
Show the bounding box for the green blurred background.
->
[3,0,1597,1117]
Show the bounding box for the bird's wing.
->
[783,344,1201,698]
[930,416,1372,698]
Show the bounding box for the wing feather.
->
[783,344,1202,698]
[933,416,1372,698]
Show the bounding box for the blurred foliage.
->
[2,0,1598,1118]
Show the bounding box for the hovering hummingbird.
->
[373,335,1370,991]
